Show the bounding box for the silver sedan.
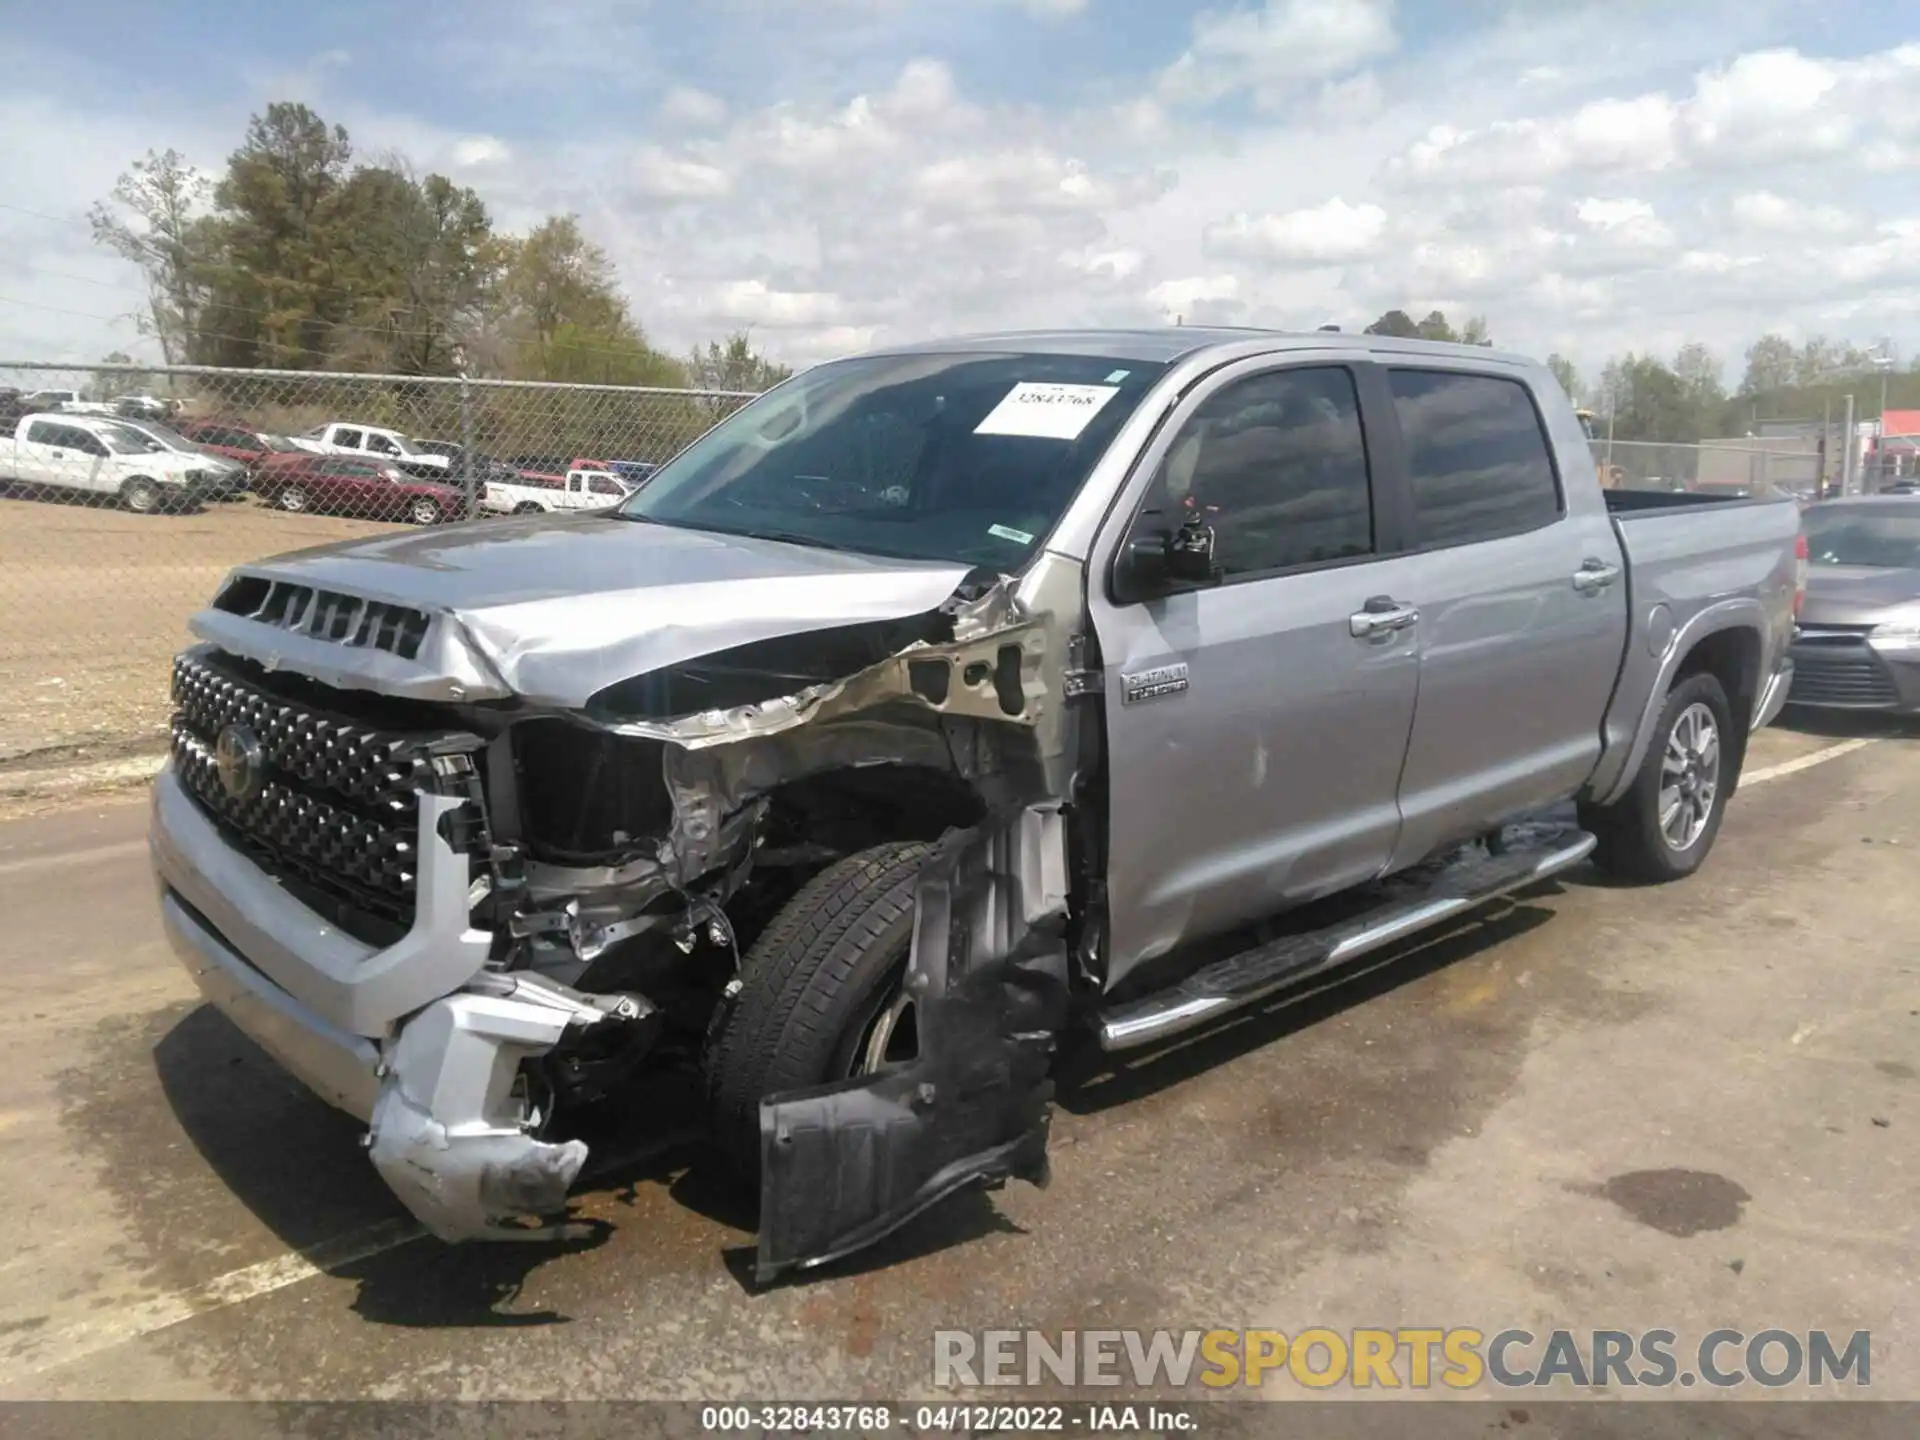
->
[1788,496,1920,713]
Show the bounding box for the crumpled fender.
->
[754,807,1072,1284]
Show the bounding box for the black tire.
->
[277,486,309,513]
[1579,671,1734,883]
[513,501,544,515]
[120,477,160,514]
[702,841,931,1179]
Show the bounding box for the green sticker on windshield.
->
[988,523,1035,545]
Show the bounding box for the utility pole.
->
[1841,392,1856,496]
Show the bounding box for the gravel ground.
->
[0,491,398,763]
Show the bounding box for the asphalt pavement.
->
[0,718,1914,1402]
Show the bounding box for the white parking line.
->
[8,1217,423,1382]
[1,737,1891,1385]
[1741,737,1879,786]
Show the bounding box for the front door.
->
[1088,358,1423,986]
[1376,366,1631,870]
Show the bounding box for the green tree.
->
[1415,310,1458,343]
[1363,309,1419,338]
[1545,353,1580,402]
[496,215,680,384]
[1671,342,1725,439]
[87,149,215,365]
[1600,354,1694,443]
[200,102,357,366]
[328,165,502,374]
[687,331,792,393]
[1738,333,1796,396]
[1459,314,1493,347]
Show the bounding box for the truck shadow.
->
[140,888,1568,1320]
[1053,897,1556,1115]
[1772,706,1919,741]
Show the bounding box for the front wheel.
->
[1579,671,1733,883]
[701,841,931,1180]
[276,486,309,513]
[120,477,160,514]
[408,497,442,525]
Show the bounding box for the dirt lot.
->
[0,719,1914,1411]
[0,492,396,762]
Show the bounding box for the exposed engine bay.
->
[162,545,1092,1279]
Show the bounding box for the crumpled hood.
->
[1799,564,1920,627]
[215,511,976,707]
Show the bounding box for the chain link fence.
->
[0,361,759,763]
[1588,438,1821,497]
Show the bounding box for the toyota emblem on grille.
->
[214,724,265,801]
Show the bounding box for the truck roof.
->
[863,327,1536,370]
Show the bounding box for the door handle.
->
[1572,559,1622,593]
[1349,596,1420,638]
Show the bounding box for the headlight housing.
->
[1871,618,1920,644]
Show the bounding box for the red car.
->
[173,418,304,471]
[253,453,473,525]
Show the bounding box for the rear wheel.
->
[277,486,309,512]
[1580,671,1733,883]
[513,501,543,515]
[409,497,442,525]
[120,477,160,514]
[702,841,930,1180]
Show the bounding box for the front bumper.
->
[149,765,616,1239]
[1787,632,1920,713]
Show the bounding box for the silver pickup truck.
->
[149,329,1805,1280]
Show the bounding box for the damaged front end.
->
[159,546,1093,1274]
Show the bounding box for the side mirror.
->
[1116,518,1219,601]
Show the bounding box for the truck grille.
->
[212,576,432,659]
[169,650,476,932]
[1787,647,1900,708]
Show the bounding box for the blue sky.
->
[4,0,1918,383]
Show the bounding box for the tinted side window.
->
[1144,366,1373,578]
[365,433,399,454]
[1389,371,1562,547]
[334,427,364,448]
[25,420,59,444]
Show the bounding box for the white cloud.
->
[1158,0,1396,109]
[631,147,732,198]
[1205,198,1387,265]
[450,135,511,168]
[1008,0,1087,16]
[1573,197,1674,250]
[1728,190,1856,236]
[658,86,728,129]
[1147,274,1241,321]
[712,280,849,328]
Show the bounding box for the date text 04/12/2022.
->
[697,1405,1199,1433]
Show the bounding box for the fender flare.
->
[1590,598,1768,809]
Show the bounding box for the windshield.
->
[96,423,164,455]
[616,350,1169,565]
[1803,505,1920,568]
[263,434,300,452]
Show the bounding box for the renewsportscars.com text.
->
[933,1328,1871,1391]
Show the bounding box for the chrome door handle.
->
[1350,600,1419,638]
[1572,560,1622,593]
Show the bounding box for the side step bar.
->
[1096,827,1597,1053]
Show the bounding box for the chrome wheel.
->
[852,983,918,1077]
[410,498,441,525]
[1658,701,1720,852]
[278,487,308,512]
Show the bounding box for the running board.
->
[1095,827,1597,1053]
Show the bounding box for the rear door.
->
[1377,366,1629,870]
[14,419,66,484]
[330,426,365,457]
[1088,356,1425,980]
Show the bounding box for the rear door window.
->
[333,427,365,449]
[1388,370,1563,547]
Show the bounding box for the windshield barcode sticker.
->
[975,382,1120,440]
[988,523,1035,544]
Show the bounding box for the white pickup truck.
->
[293,422,453,479]
[0,413,219,512]
[479,467,633,515]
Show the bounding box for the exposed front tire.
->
[120,477,160,514]
[513,502,544,515]
[1580,671,1733,883]
[701,841,931,1180]
[277,486,309,512]
[408,497,442,525]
